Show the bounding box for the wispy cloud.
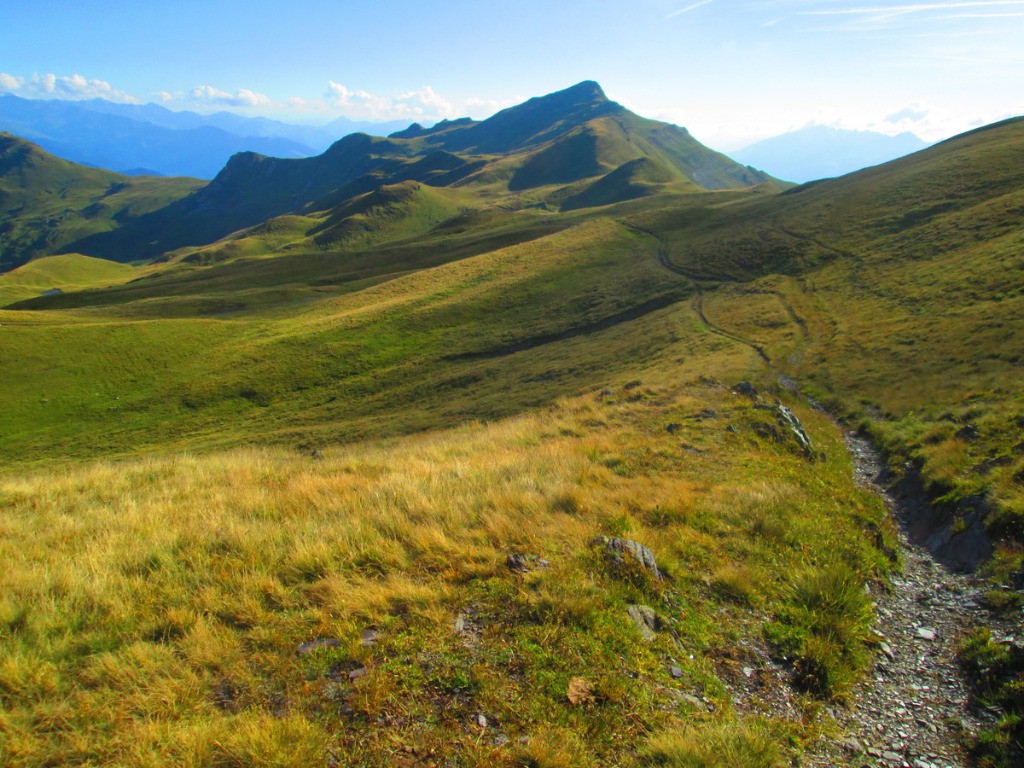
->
[801,0,1024,22]
[190,85,272,108]
[665,0,716,20]
[0,72,140,103]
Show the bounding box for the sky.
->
[2,0,1023,150]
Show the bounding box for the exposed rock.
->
[506,553,532,573]
[627,604,660,642]
[505,553,549,574]
[453,610,481,643]
[675,692,706,710]
[348,666,368,681]
[670,665,684,679]
[360,628,378,647]
[733,381,758,398]
[600,536,662,579]
[296,637,341,656]
[774,403,814,457]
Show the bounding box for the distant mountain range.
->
[0,81,776,267]
[732,125,929,183]
[1,91,932,186]
[0,95,410,178]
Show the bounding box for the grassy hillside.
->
[1,103,1022,765]
[640,116,1024,545]
[0,376,892,768]
[0,217,695,462]
[0,253,136,306]
[0,134,202,271]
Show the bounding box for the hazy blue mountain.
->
[732,125,929,183]
[0,95,318,178]
[51,98,413,153]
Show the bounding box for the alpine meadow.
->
[1,81,1022,768]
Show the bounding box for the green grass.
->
[0,379,890,767]
[638,117,1024,552]
[0,253,137,306]
[0,133,201,271]
[0,218,693,462]
[1,106,1022,765]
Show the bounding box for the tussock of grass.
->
[644,720,785,768]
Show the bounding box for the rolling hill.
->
[0,133,202,272]
[0,83,1022,767]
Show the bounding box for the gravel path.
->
[803,432,995,768]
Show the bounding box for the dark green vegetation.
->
[0,133,201,271]
[1,83,1022,766]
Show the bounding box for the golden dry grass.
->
[0,379,890,766]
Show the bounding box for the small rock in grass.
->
[601,537,662,579]
[297,637,341,656]
[360,628,378,647]
[627,604,659,642]
[733,381,758,398]
[840,737,863,754]
[506,553,531,574]
[348,666,368,680]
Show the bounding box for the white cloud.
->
[190,85,272,108]
[324,82,458,121]
[464,95,518,118]
[0,73,23,92]
[31,73,139,102]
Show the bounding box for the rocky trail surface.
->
[804,432,999,768]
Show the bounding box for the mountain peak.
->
[558,80,608,103]
[432,81,618,154]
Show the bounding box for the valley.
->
[1,83,1022,767]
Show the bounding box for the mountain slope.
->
[733,125,929,182]
[63,82,777,262]
[0,133,202,271]
[633,115,1024,559]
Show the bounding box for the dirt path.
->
[801,432,994,768]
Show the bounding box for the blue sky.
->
[2,0,1022,149]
